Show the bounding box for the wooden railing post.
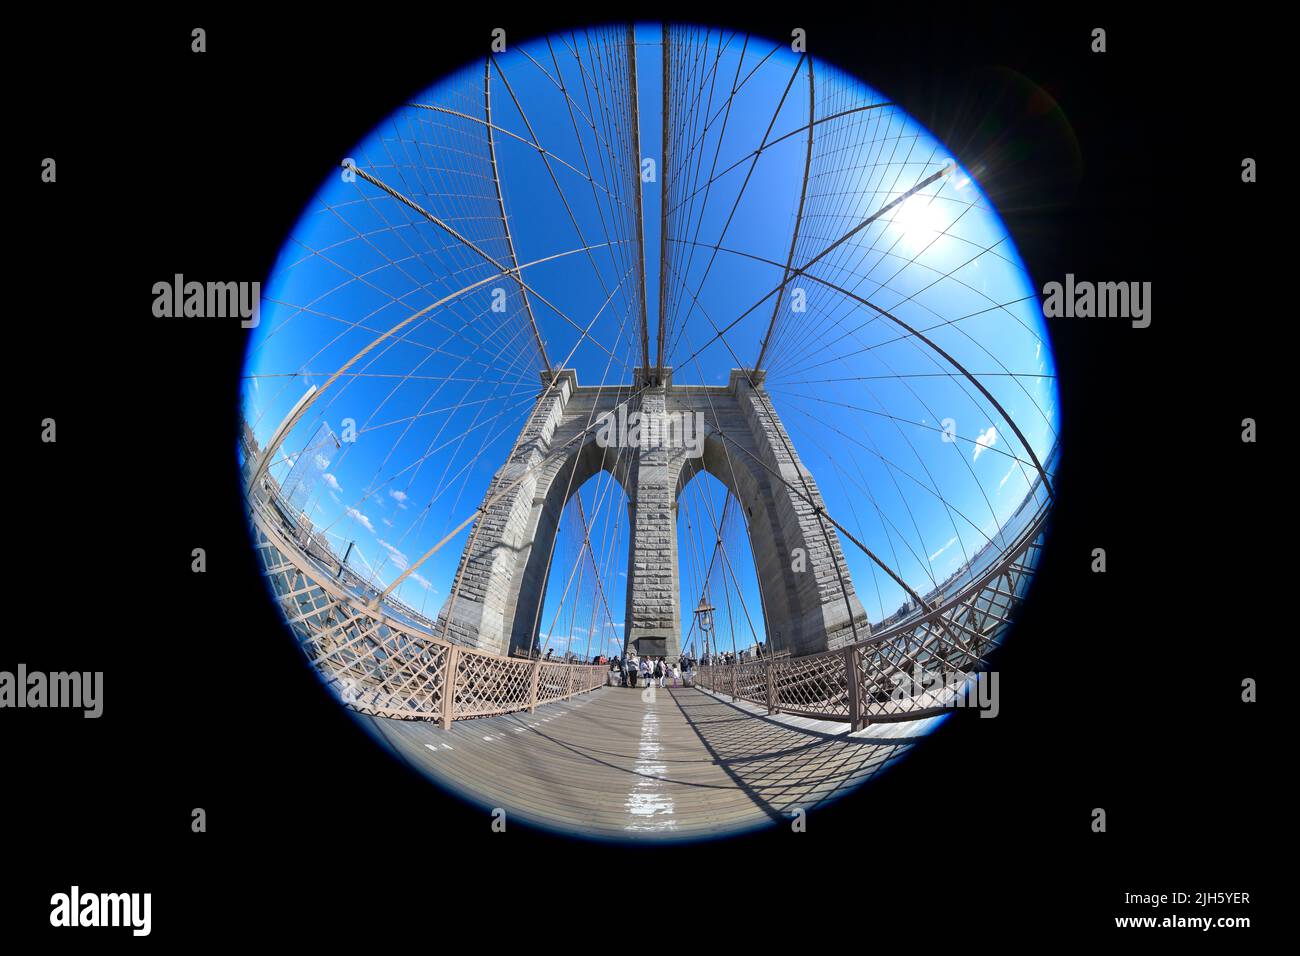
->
[846,645,864,732]
[441,646,461,730]
[527,660,541,713]
[765,661,776,714]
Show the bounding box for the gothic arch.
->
[437,369,868,659]
[503,434,631,657]
[671,426,862,657]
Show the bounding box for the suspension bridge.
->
[240,24,1057,838]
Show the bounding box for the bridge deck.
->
[359,684,941,840]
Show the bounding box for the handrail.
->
[250,488,441,630]
[854,498,1051,650]
[693,503,1049,728]
[249,501,606,727]
[249,476,1047,731]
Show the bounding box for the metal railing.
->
[250,484,1045,732]
[249,501,606,727]
[695,502,1048,729]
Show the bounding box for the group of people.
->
[611,653,695,688]
[606,649,770,687]
[543,649,760,668]
[701,647,767,664]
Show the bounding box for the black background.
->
[9,5,1277,941]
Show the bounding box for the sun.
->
[891,192,949,251]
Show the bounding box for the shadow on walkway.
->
[667,687,920,822]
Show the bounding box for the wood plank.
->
[358,685,931,839]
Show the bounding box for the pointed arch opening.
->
[675,458,770,661]
[512,442,631,661]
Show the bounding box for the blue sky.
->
[241,25,1059,656]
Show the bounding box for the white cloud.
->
[410,572,433,590]
[322,473,342,493]
[973,426,997,462]
[929,535,958,562]
[381,517,394,528]
[997,464,1017,492]
[345,507,375,533]
[377,540,408,569]
[389,489,409,509]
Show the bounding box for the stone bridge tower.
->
[436,368,869,660]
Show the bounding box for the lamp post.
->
[693,597,715,663]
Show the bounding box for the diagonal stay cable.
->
[344,160,628,367]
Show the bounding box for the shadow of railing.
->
[666,688,923,821]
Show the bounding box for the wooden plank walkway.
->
[359,684,942,840]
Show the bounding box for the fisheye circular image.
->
[238,24,1059,842]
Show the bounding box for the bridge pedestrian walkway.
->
[359,683,943,839]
